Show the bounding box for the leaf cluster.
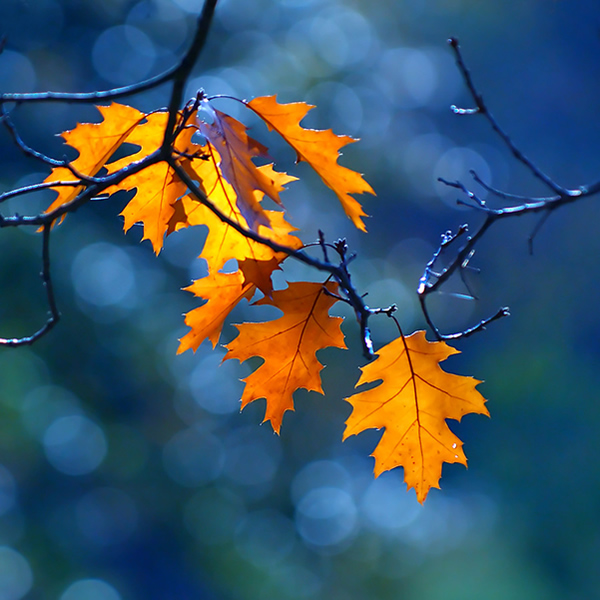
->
[0,2,498,503]
[31,92,486,502]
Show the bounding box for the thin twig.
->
[420,39,600,340]
[0,223,59,346]
[469,170,556,203]
[2,108,67,167]
[162,0,218,151]
[0,181,84,204]
[438,176,487,209]
[448,38,572,197]
[318,229,330,263]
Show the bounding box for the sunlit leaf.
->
[247,95,375,231]
[344,330,488,503]
[225,281,346,433]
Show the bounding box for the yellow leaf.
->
[179,151,301,273]
[247,95,375,231]
[198,102,287,230]
[225,281,346,433]
[343,330,488,503]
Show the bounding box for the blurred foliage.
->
[1,0,600,599]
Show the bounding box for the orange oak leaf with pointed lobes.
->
[177,269,256,353]
[104,110,203,254]
[225,281,346,433]
[197,100,288,231]
[173,150,301,273]
[43,102,147,222]
[246,95,375,232]
[343,330,488,503]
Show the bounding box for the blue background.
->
[0,1,599,598]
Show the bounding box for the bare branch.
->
[448,38,572,197]
[0,1,217,109]
[469,170,556,203]
[1,107,67,167]
[162,0,218,150]
[0,181,83,205]
[420,40,600,340]
[0,223,59,346]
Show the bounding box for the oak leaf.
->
[43,102,147,221]
[104,111,201,254]
[197,101,287,231]
[177,153,301,273]
[238,257,281,298]
[225,281,346,433]
[42,103,204,254]
[177,269,256,353]
[247,95,375,231]
[343,330,488,503]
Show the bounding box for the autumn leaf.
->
[197,100,288,231]
[177,269,256,353]
[247,95,375,231]
[42,103,204,254]
[343,330,488,503]
[176,161,300,353]
[43,102,146,221]
[36,88,493,504]
[105,110,201,254]
[178,154,301,273]
[239,257,281,298]
[225,281,346,433]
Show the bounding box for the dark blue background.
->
[0,1,599,599]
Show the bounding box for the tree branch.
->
[162,0,217,150]
[420,39,600,340]
[0,223,59,346]
[0,1,217,109]
[448,37,573,198]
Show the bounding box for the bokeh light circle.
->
[0,547,33,600]
[43,415,107,476]
[0,466,17,517]
[92,25,157,85]
[295,486,357,549]
[72,243,136,309]
[60,578,121,600]
[76,487,138,547]
[163,427,224,486]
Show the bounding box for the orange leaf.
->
[116,161,189,255]
[239,257,281,298]
[43,102,146,221]
[179,153,301,273]
[225,281,346,433]
[198,101,287,231]
[105,112,202,254]
[177,269,255,353]
[247,95,375,231]
[343,330,488,503]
